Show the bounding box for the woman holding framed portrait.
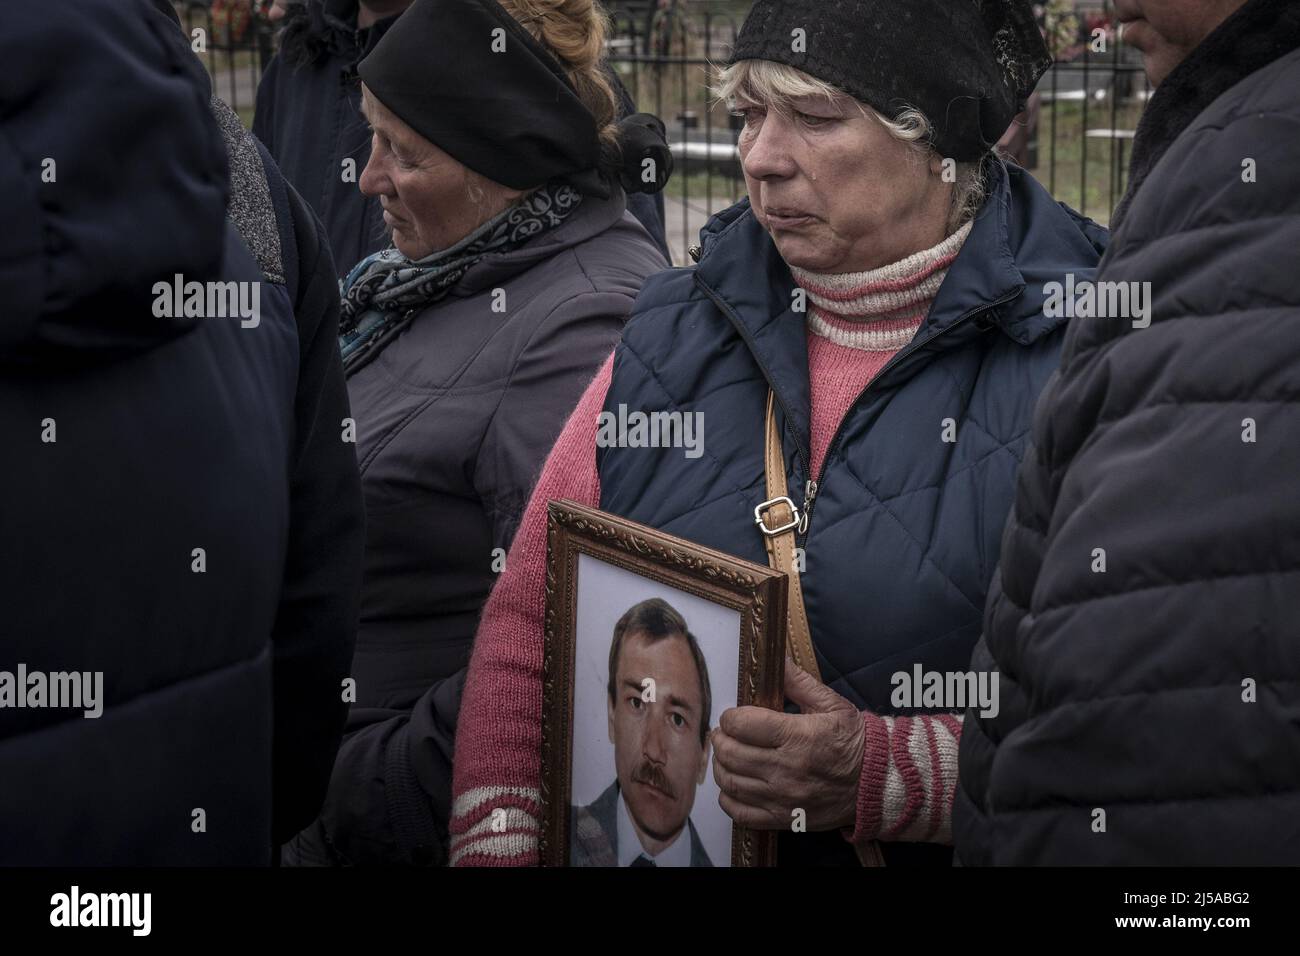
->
[451,0,1109,867]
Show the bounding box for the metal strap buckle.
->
[754,496,802,536]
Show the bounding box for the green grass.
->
[1030,100,1146,225]
[663,168,742,203]
[200,48,262,72]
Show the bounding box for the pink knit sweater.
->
[450,223,973,865]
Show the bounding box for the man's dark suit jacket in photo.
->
[570,782,713,867]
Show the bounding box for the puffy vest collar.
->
[692,162,1081,342]
[689,162,1105,464]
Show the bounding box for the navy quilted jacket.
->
[596,161,1107,864]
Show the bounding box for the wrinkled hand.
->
[711,658,864,831]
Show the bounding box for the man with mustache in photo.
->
[571,599,714,867]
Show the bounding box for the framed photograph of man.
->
[540,500,786,868]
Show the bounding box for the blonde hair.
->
[713,59,990,233]
[498,0,620,158]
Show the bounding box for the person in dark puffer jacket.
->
[255,0,670,271]
[0,0,363,864]
[955,0,1300,865]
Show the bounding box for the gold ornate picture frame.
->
[541,500,786,868]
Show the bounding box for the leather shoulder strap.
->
[759,390,822,682]
[759,390,886,867]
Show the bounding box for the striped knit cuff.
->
[448,785,543,866]
[844,712,964,850]
[846,711,892,846]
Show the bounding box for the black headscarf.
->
[728,0,1051,161]
[358,0,668,197]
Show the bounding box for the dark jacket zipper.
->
[799,291,1022,542]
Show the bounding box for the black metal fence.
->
[177,1,276,121]
[190,1,1151,262]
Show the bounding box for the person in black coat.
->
[0,0,364,864]
[955,0,1300,865]
[255,0,671,272]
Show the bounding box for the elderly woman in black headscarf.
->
[282,0,670,866]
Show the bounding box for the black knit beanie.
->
[728,0,1051,161]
